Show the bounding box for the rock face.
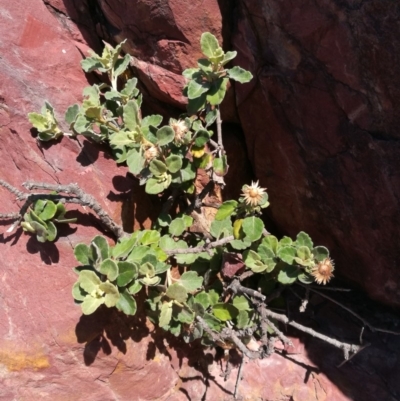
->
[232,0,400,308]
[1,0,400,400]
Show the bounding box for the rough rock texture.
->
[232,0,400,308]
[1,0,400,400]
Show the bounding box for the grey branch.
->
[264,309,363,360]
[228,279,266,301]
[297,283,400,335]
[165,235,234,255]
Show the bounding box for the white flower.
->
[241,181,267,207]
[170,119,188,143]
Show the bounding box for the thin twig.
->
[165,235,234,255]
[0,179,26,200]
[234,357,245,400]
[264,309,363,360]
[228,279,266,301]
[297,283,400,335]
[216,108,223,152]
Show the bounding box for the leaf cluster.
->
[21,199,76,242]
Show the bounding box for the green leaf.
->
[99,259,119,281]
[200,32,220,58]
[261,235,278,254]
[145,177,169,195]
[182,215,193,228]
[81,296,104,315]
[313,246,329,262]
[187,79,210,100]
[212,303,239,321]
[236,310,250,329]
[230,239,251,250]
[140,230,161,246]
[28,113,49,131]
[139,276,161,286]
[72,282,87,301]
[74,244,91,265]
[45,221,57,242]
[116,262,138,287]
[109,131,136,147]
[194,292,210,310]
[99,282,120,307]
[227,66,253,83]
[81,57,103,72]
[210,217,232,239]
[296,232,313,249]
[127,245,150,262]
[296,245,312,261]
[165,154,183,173]
[121,78,138,97]
[92,235,109,261]
[142,114,163,128]
[127,281,142,295]
[112,232,139,259]
[205,109,217,127]
[243,250,267,273]
[176,307,195,325]
[116,289,137,315]
[222,51,237,66]
[179,271,203,292]
[203,312,222,331]
[159,302,173,328]
[126,148,145,175]
[233,295,250,311]
[182,68,200,79]
[242,216,264,242]
[206,78,228,106]
[114,54,131,77]
[213,155,228,176]
[277,246,296,264]
[123,100,139,131]
[194,130,210,147]
[187,93,207,115]
[257,244,275,262]
[149,160,167,175]
[139,262,155,277]
[297,272,314,284]
[73,115,90,134]
[197,58,213,73]
[78,270,101,293]
[277,265,299,285]
[169,218,186,237]
[65,104,80,125]
[156,126,174,146]
[166,283,188,303]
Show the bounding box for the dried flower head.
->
[241,181,267,207]
[170,119,188,143]
[311,257,335,285]
[144,146,159,162]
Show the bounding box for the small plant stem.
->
[23,182,125,238]
[0,179,26,200]
[216,108,223,154]
[234,357,245,400]
[263,309,363,359]
[297,283,400,335]
[165,235,234,255]
[228,279,266,301]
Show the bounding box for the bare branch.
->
[228,279,266,301]
[165,235,234,255]
[297,283,400,335]
[234,357,245,400]
[0,179,26,200]
[263,309,363,360]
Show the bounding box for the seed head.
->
[170,119,188,143]
[311,257,335,285]
[144,146,159,161]
[241,181,267,207]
